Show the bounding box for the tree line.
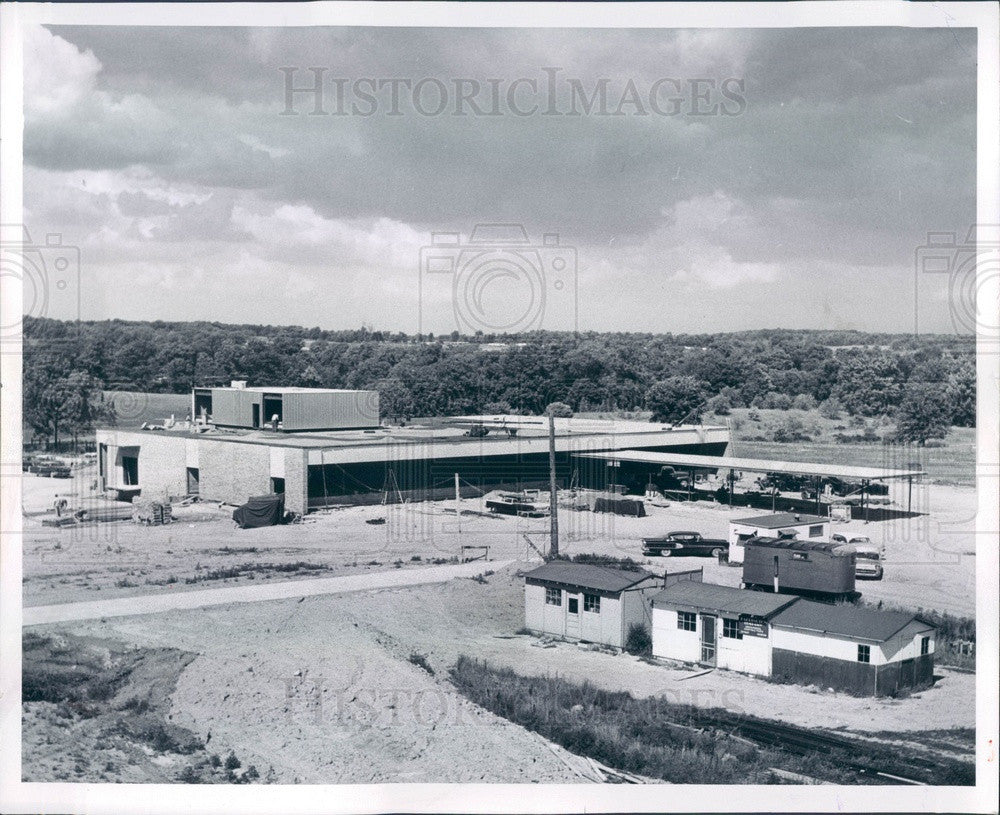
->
[23,317,975,445]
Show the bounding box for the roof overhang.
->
[576,451,926,481]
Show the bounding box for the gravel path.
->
[23,560,512,625]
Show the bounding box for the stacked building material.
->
[131,497,172,525]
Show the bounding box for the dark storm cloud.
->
[24,24,977,331]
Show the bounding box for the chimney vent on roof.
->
[231,380,247,390]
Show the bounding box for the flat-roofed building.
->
[96,393,731,516]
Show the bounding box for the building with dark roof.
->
[649,581,936,696]
[652,582,798,675]
[770,600,936,696]
[727,512,830,564]
[522,561,702,649]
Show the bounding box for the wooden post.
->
[548,414,559,558]
[455,472,461,536]
[907,476,912,513]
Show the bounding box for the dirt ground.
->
[25,562,974,784]
[19,463,978,783]
[21,467,977,615]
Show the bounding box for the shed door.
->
[700,614,717,666]
[566,594,581,638]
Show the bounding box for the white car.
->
[851,540,884,580]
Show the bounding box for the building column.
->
[284,448,309,516]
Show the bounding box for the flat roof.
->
[652,581,799,618]
[199,387,375,395]
[576,451,925,481]
[523,562,656,593]
[731,513,828,528]
[97,418,729,453]
[772,600,933,643]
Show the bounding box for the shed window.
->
[583,594,600,613]
[722,618,742,640]
[678,611,697,632]
[921,636,930,656]
[808,525,823,538]
[545,587,561,606]
[791,552,810,561]
[857,644,871,663]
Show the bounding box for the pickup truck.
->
[642,531,728,558]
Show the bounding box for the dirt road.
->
[22,560,512,626]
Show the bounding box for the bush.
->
[792,394,818,411]
[624,623,652,656]
[818,397,843,419]
[705,394,732,416]
[224,751,241,771]
[408,652,434,675]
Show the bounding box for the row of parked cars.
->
[22,455,73,478]
[641,530,884,579]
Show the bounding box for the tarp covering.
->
[593,496,646,517]
[233,493,285,529]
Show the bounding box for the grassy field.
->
[448,657,975,785]
[103,391,191,427]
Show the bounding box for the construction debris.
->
[131,497,173,526]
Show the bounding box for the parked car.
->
[642,531,728,558]
[852,541,884,580]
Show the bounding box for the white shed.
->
[523,562,694,649]
[770,600,936,696]
[727,512,829,564]
[651,582,798,675]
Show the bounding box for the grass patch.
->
[448,657,974,785]
[551,553,647,571]
[183,562,331,584]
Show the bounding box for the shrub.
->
[178,765,203,783]
[818,397,843,419]
[624,623,652,656]
[408,652,434,675]
[224,751,241,771]
[792,394,818,411]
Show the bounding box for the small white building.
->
[651,582,798,675]
[727,512,829,564]
[522,562,700,649]
[770,600,936,696]
[651,581,936,696]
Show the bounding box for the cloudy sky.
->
[23,24,976,334]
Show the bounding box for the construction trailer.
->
[741,537,857,599]
[727,512,830,564]
[522,562,702,649]
[651,581,936,696]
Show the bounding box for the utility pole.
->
[455,472,461,536]
[548,413,559,558]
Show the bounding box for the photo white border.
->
[1,2,997,813]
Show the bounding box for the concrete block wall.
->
[199,440,271,506]
[282,447,308,515]
[97,430,188,499]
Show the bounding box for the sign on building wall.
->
[739,615,769,638]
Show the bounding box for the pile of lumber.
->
[131,497,172,525]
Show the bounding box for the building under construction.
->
[95,385,731,515]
